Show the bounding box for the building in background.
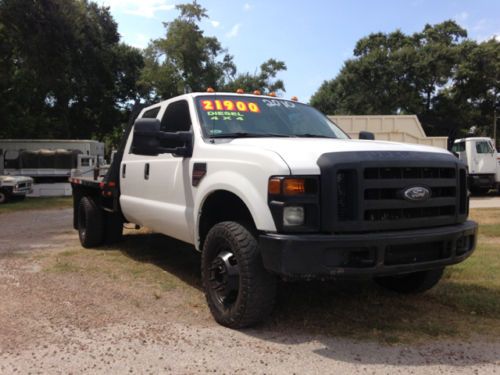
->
[329,115,448,149]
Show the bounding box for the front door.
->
[472,140,497,174]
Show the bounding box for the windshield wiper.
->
[294,133,334,138]
[210,132,293,138]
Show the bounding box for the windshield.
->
[195,95,348,139]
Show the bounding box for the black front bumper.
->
[259,221,477,278]
[469,174,496,189]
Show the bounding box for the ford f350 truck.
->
[70,92,478,328]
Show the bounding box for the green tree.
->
[223,58,287,95]
[141,1,287,100]
[0,0,144,139]
[454,39,500,140]
[140,1,236,100]
[310,20,500,145]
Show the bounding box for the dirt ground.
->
[0,208,499,374]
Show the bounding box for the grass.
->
[37,208,500,344]
[43,236,195,297]
[0,196,72,214]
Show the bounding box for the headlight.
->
[283,206,304,226]
[268,176,320,232]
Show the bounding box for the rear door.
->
[119,106,161,227]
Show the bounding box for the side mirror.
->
[132,118,193,157]
[132,118,161,156]
[359,131,375,140]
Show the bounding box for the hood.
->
[0,175,33,184]
[226,138,451,174]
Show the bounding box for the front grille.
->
[319,151,469,233]
[365,205,455,221]
[364,167,456,180]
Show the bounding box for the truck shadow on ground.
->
[117,232,203,291]
[114,232,499,366]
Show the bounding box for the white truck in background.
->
[70,92,478,328]
[0,175,33,203]
[452,137,500,195]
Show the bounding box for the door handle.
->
[144,163,150,180]
[122,164,126,178]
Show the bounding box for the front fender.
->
[194,170,277,251]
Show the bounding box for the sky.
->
[99,0,500,103]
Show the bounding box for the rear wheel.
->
[374,268,444,294]
[201,221,276,328]
[78,196,104,248]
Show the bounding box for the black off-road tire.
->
[202,221,277,328]
[104,212,123,244]
[374,268,444,294]
[78,196,104,248]
[0,190,9,204]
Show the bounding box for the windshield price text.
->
[201,100,260,113]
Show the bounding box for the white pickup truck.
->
[0,175,33,203]
[70,92,478,328]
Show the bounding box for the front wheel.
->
[201,221,276,328]
[374,268,444,294]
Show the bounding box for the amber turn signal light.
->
[269,177,310,196]
[268,178,282,195]
[283,178,306,195]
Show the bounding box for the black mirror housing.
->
[132,118,162,155]
[359,131,375,140]
[132,118,193,157]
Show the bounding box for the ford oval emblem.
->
[403,186,431,202]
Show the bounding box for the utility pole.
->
[494,108,497,149]
[494,93,498,150]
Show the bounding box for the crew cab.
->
[70,92,478,328]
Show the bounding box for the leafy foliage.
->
[0,0,287,142]
[140,1,286,100]
[310,21,500,146]
[0,0,144,139]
